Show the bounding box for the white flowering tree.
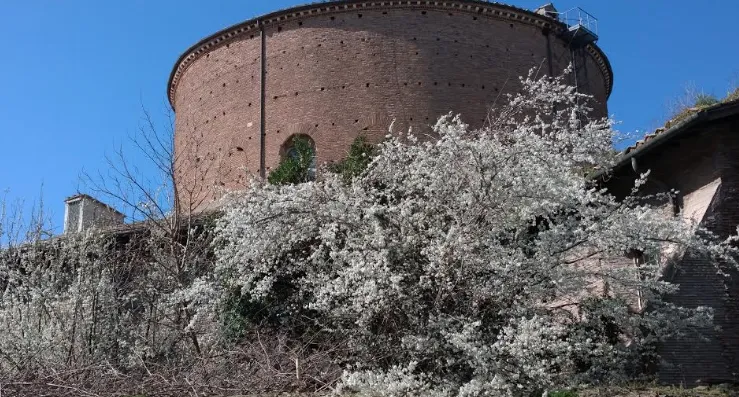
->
[0,108,219,394]
[79,106,220,358]
[208,71,738,396]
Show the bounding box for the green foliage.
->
[549,391,578,397]
[694,93,720,108]
[328,135,376,183]
[220,283,304,341]
[666,90,723,128]
[220,288,252,341]
[219,241,321,342]
[268,135,316,185]
[267,135,375,185]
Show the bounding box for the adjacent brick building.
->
[603,99,739,385]
[167,0,612,207]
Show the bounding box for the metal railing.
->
[557,7,598,35]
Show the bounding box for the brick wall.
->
[607,117,739,385]
[170,1,612,207]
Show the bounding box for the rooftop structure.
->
[63,194,124,234]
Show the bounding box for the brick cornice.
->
[584,42,613,100]
[167,0,613,109]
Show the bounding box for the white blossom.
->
[208,69,738,396]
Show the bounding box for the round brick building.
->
[168,0,613,207]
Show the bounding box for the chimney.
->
[534,3,559,19]
[63,194,124,234]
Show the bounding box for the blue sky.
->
[1,0,737,234]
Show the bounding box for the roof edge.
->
[593,99,739,181]
[65,194,125,217]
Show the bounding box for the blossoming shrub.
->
[208,70,737,396]
[1,70,736,396]
[0,208,344,394]
[0,234,125,372]
[0,228,214,374]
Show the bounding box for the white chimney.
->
[63,194,124,234]
[534,3,558,19]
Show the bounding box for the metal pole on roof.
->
[259,19,267,179]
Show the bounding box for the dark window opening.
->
[279,134,317,181]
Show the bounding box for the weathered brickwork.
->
[169,0,612,206]
[607,115,739,385]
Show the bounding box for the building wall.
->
[170,1,612,206]
[173,35,263,205]
[608,118,739,385]
[63,195,125,234]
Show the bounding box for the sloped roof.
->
[600,97,739,178]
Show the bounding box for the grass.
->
[550,391,579,397]
[664,89,738,129]
[580,384,737,397]
[726,87,739,103]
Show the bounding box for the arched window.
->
[270,134,316,184]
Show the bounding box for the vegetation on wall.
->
[726,87,739,103]
[268,134,376,186]
[268,135,316,185]
[666,86,738,128]
[328,135,376,184]
[693,93,720,108]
